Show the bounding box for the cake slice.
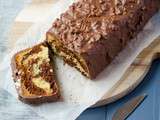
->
[11,42,60,104]
[47,0,159,79]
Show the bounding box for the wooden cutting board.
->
[8,1,160,107]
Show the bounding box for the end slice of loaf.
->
[11,42,60,104]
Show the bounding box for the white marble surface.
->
[0,1,46,120]
[0,88,45,120]
[0,0,30,61]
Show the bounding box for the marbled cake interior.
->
[12,43,59,100]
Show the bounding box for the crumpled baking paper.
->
[0,0,160,120]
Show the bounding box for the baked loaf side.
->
[11,43,60,104]
[47,0,159,79]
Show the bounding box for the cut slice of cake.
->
[11,42,60,104]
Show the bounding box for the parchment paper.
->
[0,0,160,120]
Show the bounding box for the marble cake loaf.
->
[11,43,60,104]
[47,0,159,79]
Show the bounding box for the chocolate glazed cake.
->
[47,0,159,79]
[11,43,60,104]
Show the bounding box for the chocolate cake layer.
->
[47,0,159,79]
[11,43,60,104]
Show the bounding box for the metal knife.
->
[112,94,147,120]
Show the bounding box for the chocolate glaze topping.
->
[48,0,159,78]
[50,0,149,53]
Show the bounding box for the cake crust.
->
[11,43,60,104]
[47,0,159,79]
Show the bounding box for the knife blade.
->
[112,94,147,120]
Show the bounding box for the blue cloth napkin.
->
[77,59,160,120]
